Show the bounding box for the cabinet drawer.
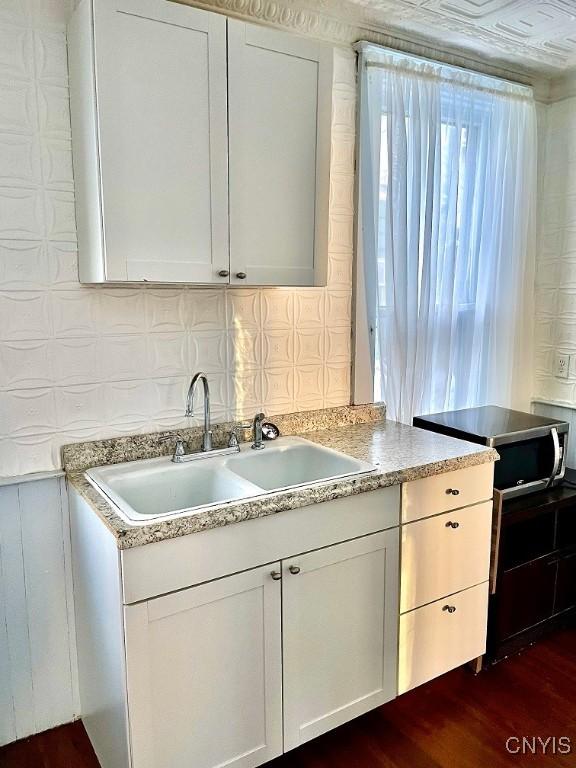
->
[401,501,492,613]
[398,582,488,694]
[402,463,493,523]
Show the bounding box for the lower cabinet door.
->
[282,530,399,751]
[124,564,283,768]
[398,582,489,694]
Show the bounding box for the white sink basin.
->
[86,459,262,521]
[86,436,374,524]
[225,439,372,492]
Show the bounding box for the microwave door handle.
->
[547,427,561,488]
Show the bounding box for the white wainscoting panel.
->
[0,476,79,746]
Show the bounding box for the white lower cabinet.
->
[398,582,489,694]
[121,529,399,768]
[282,531,399,751]
[124,564,283,768]
[398,464,495,696]
[70,465,495,768]
[71,485,402,768]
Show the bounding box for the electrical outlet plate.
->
[555,352,570,379]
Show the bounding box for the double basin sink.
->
[86,436,375,524]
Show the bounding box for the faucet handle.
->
[159,433,187,458]
[228,423,251,448]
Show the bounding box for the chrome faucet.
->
[157,373,247,464]
[252,412,266,450]
[185,372,213,452]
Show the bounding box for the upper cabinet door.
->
[69,0,229,283]
[227,20,332,286]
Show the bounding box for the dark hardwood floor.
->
[2,628,575,768]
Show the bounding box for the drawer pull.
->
[270,570,282,581]
[442,605,457,614]
[288,565,301,575]
[446,488,460,496]
[445,521,460,529]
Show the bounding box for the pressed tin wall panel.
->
[534,95,576,408]
[0,0,356,477]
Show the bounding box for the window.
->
[356,44,537,423]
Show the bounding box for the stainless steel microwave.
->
[413,406,569,499]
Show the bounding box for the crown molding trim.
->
[547,72,576,104]
[174,0,547,89]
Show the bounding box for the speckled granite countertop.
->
[65,405,497,549]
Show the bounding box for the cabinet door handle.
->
[442,605,457,614]
[445,521,460,529]
[446,488,460,496]
[217,269,230,277]
[270,570,282,581]
[235,272,247,280]
[288,565,301,575]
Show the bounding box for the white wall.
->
[0,475,79,746]
[0,0,356,479]
[0,0,357,747]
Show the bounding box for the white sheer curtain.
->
[357,45,537,424]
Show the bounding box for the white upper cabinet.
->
[227,20,332,286]
[69,0,229,284]
[68,0,332,285]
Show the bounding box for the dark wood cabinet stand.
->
[487,480,576,663]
